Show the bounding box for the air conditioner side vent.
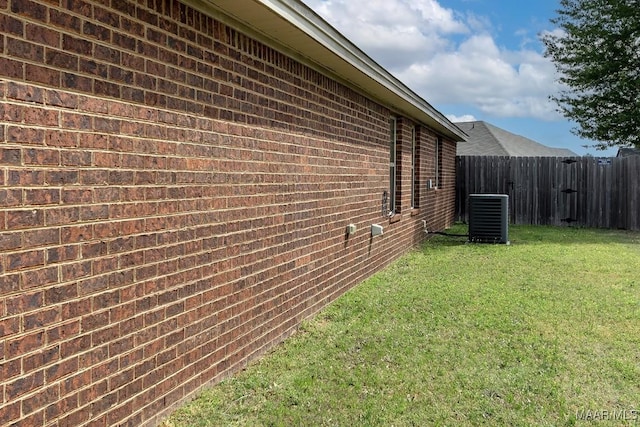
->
[468,194,509,244]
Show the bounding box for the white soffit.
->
[186,0,467,141]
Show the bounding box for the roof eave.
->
[185,0,468,141]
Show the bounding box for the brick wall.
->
[0,0,457,425]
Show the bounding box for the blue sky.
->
[302,0,618,156]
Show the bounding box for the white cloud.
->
[303,0,563,121]
[308,0,467,35]
[447,114,477,122]
[305,0,467,69]
[398,35,562,119]
[541,28,566,39]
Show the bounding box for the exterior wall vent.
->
[468,194,509,244]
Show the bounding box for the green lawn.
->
[162,225,640,426]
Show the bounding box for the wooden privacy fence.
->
[456,156,640,230]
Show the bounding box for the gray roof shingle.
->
[616,147,640,157]
[455,121,577,157]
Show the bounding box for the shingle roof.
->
[616,147,640,157]
[455,121,576,157]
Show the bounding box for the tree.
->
[542,0,640,149]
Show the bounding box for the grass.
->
[162,225,640,426]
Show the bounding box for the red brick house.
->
[0,0,466,425]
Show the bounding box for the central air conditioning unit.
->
[468,194,509,244]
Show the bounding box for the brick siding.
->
[0,0,457,425]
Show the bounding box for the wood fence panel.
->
[628,157,640,230]
[456,155,640,231]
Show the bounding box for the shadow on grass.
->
[425,224,640,250]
